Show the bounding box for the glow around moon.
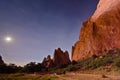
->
[5,36,12,42]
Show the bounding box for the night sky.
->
[0,0,98,66]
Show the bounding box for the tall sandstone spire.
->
[72,0,120,61]
[42,48,71,68]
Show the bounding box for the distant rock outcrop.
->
[0,55,4,64]
[42,55,54,68]
[72,0,120,61]
[53,48,71,67]
[42,48,71,68]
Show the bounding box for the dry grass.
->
[0,72,119,80]
[0,73,58,80]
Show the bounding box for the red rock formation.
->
[53,48,71,67]
[42,48,71,68]
[72,0,120,61]
[42,55,54,68]
[0,55,4,64]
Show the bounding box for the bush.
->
[77,57,94,69]
[92,54,98,59]
[0,63,7,73]
[0,63,22,73]
[71,60,77,65]
[114,58,120,68]
[102,74,108,78]
[23,62,46,73]
[87,59,106,69]
[40,74,58,80]
[65,64,76,71]
[49,66,60,71]
[87,55,113,69]
[76,53,115,70]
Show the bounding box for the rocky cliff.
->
[42,55,54,68]
[0,55,4,64]
[42,48,71,68]
[53,48,71,67]
[72,0,120,61]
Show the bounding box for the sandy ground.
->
[56,72,120,80]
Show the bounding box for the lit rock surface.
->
[72,0,120,61]
[92,0,120,21]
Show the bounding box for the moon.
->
[5,36,12,42]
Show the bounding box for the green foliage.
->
[0,62,47,74]
[87,57,111,69]
[0,63,7,73]
[49,66,60,71]
[71,60,77,65]
[78,55,113,69]
[64,49,120,71]
[113,56,120,68]
[0,48,120,74]
[65,64,76,71]
[0,63,22,73]
[39,74,58,80]
[92,54,98,59]
[0,73,41,80]
[77,57,93,69]
[23,62,47,73]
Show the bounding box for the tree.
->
[23,62,46,73]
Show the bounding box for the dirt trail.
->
[56,72,120,80]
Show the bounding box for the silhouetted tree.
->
[0,63,7,73]
[0,63,22,73]
[23,62,46,73]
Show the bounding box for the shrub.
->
[23,62,47,73]
[114,58,120,68]
[76,53,115,70]
[0,63,22,73]
[102,74,108,78]
[49,66,60,71]
[77,57,93,69]
[40,74,58,80]
[65,64,76,71]
[92,54,98,59]
[71,60,77,65]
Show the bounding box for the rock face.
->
[53,48,71,67]
[0,55,4,64]
[72,0,120,61]
[42,55,54,68]
[42,48,71,68]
